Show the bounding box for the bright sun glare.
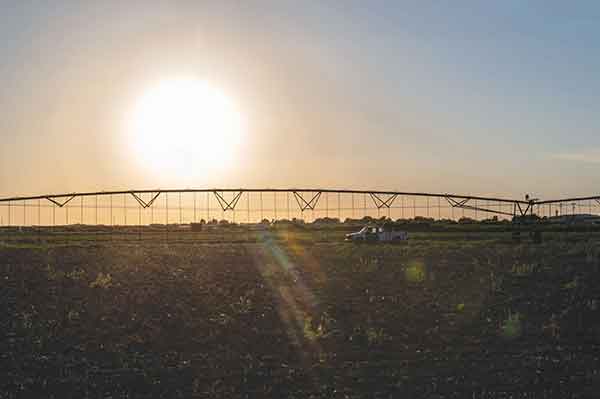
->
[129,78,243,178]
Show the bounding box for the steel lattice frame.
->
[0,188,598,227]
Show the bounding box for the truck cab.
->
[345,224,408,242]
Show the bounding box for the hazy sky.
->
[1,1,599,200]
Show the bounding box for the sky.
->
[1,1,599,200]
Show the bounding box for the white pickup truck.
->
[345,224,408,242]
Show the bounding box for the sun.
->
[128,78,244,178]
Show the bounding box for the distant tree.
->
[344,218,365,224]
[512,214,540,224]
[439,218,457,224]
[414,216,434,223]
[313,217,340,225]
[481,216,499,224]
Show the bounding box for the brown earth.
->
[2,234,600,398]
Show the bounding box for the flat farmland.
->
[2,232,600,398]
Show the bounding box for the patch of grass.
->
[66,268,87,281]
[562,277,579,290]
[303,315,321,341]
[45,264,64,281]
[230,293,253,315]
[89,272,112,289]
[500,311,522,339]
[365,326,389,345]
[404,259,426,283]
[510,262,537,276]
[356,255,381,272]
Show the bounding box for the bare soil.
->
[2,234,600,398]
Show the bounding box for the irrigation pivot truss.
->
[0,188,600,230]
[0,187,593,229]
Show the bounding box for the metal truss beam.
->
[4,187,574,219]
[0,188,529,205]
[213,191,243,211]
[445,196,515,217]
[516,202,532,217]
[45,194,76,208]
[9,187,600,226]
[370,193,398,209]
[293,191,321,211]
[130,192,161,209]
[445,196,470,208]
[536,195,600,205]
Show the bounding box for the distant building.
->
[549,214,600,225]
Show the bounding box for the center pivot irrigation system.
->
[1,188,599,229]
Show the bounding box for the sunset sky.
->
[1,1,599,200]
